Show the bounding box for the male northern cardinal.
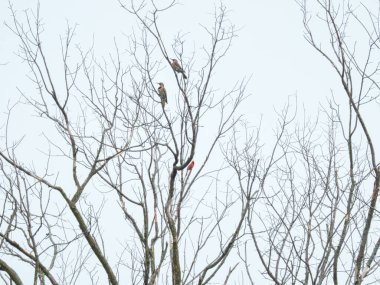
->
[171,59,187,79]
[187,160,195,171]
[157,82,167,107]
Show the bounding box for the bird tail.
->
[182,72,187,79]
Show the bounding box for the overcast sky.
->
[1,1,379,283]
[2,0,379,160]
[1,0,346,124]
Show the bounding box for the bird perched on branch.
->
[171,58,187,79]
[157,82,167,107]
[187,160,195,172]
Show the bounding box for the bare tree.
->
[3,1,379,285]
[244,1,380,284]
[0,1,253,284]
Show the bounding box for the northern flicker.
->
[187,160,195,171]
[171,58,187,79]
[157,82,167,107]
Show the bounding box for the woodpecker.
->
[187,160,195,171]
[157,82,168,107]
[171,58,187,79]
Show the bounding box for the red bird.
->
[187,160,195,171]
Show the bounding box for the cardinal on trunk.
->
[187,160,195,171]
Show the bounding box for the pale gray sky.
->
[1,0,339,118]
[2,0,378,158]
[1,0,379,284]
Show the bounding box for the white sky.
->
[1,0,380,283]
[2,0,378,161]
[1,0,340,119]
